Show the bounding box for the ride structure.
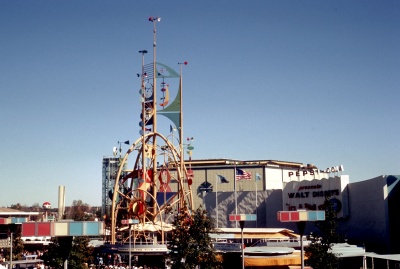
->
[109,17,194,246]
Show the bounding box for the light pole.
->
[240,220,245,269]
[297,221,306,269]
[229,214,257,269]
[215,176,218,228]
[9,232,13,269]
[277,210,325,269]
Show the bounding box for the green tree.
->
[167,205,222,269]
[42,236,93,269]
[305,198,344,269]
[68,236,94,269]
[42,237,73,269]
[1,224,24,261]
[10,203,24,210]
[30,203,41,211]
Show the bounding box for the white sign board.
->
[282,176,349,218]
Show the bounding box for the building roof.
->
[0,207,39,216]
[211,228,298,240]
[216,227,295,234]
[185,158,305,168]
[366,253,400,262]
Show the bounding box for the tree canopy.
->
[42,237,73,269]
[305,197,344,269]
[167,205,222,269]
[1,224,24,261]
[42,236,93,269]
[64,200,93,221]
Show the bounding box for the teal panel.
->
[317,211,325,220]
[248,214,257,221]
[157,112,180,130]
[244,214,257,221]
[308,211,317,221]
[11,217,27,223]
[85,222,100,235]
[69,222,83,236]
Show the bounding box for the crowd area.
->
[91,254,164,269]
[23,250,45,260]
[0,249,165,269]
[89,266,163,269]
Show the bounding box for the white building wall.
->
[265,167,283,190]
[264,166,333,190]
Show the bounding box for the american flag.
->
[235,168,252,181]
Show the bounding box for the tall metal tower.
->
[102,156,124,217]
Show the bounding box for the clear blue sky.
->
[1,1,399,207]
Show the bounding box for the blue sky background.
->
[1,1,399,207]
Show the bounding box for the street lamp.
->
[229,214,257,269]
[277,210,325,269]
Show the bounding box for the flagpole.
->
[234,166,238,228]
[216,175,218,228]
[179,62,184,210]
[255,174,258,228]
